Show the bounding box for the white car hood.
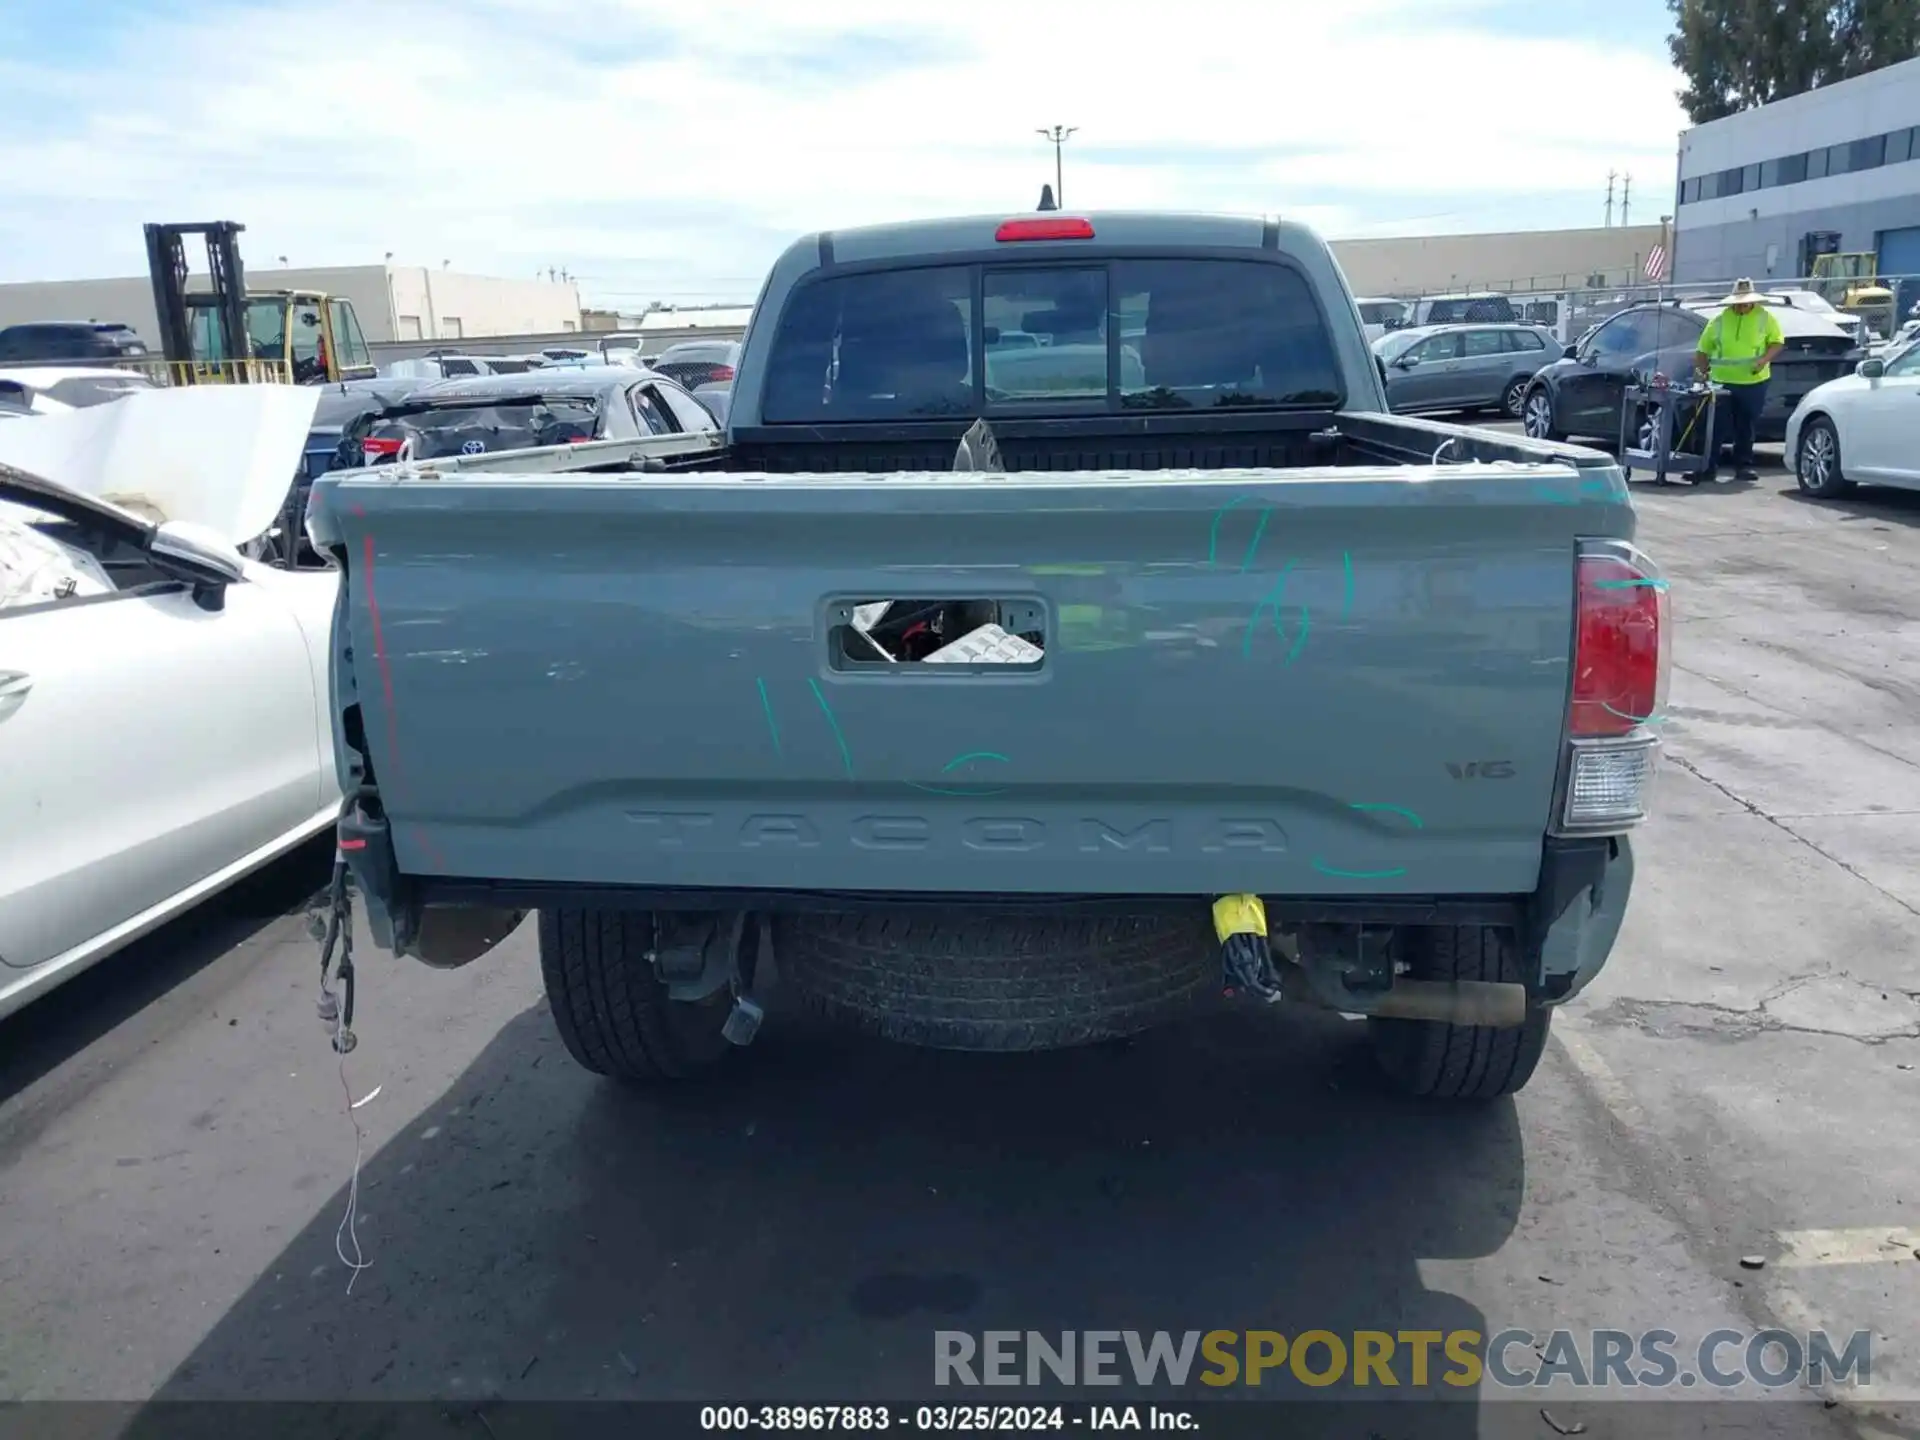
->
[0,383,319,545]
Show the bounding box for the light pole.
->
[1037,125,1078,207]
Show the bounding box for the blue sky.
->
[0,0,1689,306]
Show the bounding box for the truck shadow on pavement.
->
[126,997,1535,1438]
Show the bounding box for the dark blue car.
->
[268,378,431,566]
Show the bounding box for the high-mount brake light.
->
[995,217,1095,242]
[1556,540,1669,834]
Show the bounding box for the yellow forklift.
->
[143,220,377,385]
[1801,233,1898,338]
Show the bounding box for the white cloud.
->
[0,0,1686,304]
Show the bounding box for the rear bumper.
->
[1530,834,1632,1004]
[1758,390,1801,441]
[346,790,1630,998]
[1763,362,1853,438]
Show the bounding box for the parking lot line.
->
[1776,1227,1920,1268]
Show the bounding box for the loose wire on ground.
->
[333,1059,376,1294]
[314,846,376,1294]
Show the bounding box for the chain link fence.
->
[1371,272,1920,349]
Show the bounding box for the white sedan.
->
[1785,341,1920,498]
[0,386,340,1021]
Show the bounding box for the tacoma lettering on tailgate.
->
[623,812,1290,855]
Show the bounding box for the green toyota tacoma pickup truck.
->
[307,210,1668,1101]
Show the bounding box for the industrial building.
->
[1329,224,1668,297]
[0,263,583,347]
[1673,53,1920,316]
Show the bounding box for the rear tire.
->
[1368,924,1550,1100]
[773,911,1216,1051]
[1501,376,1529,418]
[538,908,736,1082]
[1795,417,1853,498]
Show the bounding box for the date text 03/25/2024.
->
[699,1405,1195,1431]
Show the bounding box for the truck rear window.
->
[759,257,1342,422]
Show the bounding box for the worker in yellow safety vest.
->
[1692,277,1784,484]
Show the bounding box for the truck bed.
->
[309,413,1631,911]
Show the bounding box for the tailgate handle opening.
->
[826,597,1047,671]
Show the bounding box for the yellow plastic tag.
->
[1211,893,1268,942]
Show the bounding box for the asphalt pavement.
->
[1,435,1916,1439]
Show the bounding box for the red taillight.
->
[1570,548,1668,737]
[995,217,1095,242]
[709,363,735,382]
[362,436,404,461]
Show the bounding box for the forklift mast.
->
[143,221,252,366]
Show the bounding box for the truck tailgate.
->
[314,463,1630,898]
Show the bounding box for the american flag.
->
[1645,244,1669,281]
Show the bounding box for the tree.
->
[1838,0,1920,73]
[1667,0,1920,123]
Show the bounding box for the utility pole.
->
[1605,170,1616,228]
[1622,173,1632,227]
[1036,125,1078,208]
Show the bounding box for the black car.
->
[307,378,432,478]
[356,366,721,465]
[1519,301,1859,446]
[646,339,739,391]
[0,322,149,364]
[244,378,439,568]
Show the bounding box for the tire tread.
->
[1369,925,1550,1101]
[538,908,729,1082]
[773,911,1215,1051]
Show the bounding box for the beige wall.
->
[0,276,179,345]
[385,268,582,343]
[1331,224,1669,296]
[0,264,581,346]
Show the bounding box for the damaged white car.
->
[0,385,342,1020]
